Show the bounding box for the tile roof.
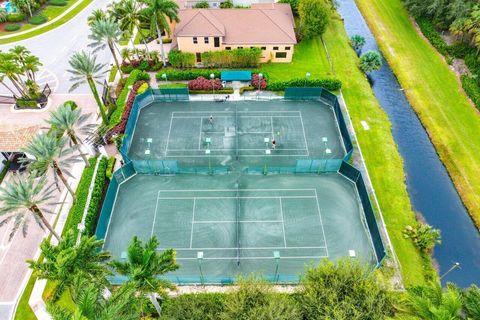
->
[0,126,39,152]
[174,4,296,44]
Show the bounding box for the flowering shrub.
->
[251,74,267,90]
[188,77,222,90]
[137,82,149,94]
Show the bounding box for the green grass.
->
[323,17,430,286]
[356,0,480,228]
[14,274,37,320]
[0,0,93,44]
[260,37,333,81]
[158,83,187,88]
[108,66,118,83]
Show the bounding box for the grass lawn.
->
[323,17,430,286]
[260,37,333,81]
[159,83,187,88]
[356,0,480,228]
[0,0,93,44]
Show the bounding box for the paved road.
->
[0,0,112,95]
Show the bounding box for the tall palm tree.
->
[110,236,179,316]
[28,229,111,301]
[46,104,96,167]
[463,285,480,319]
[0,174,59,240]
[21,133,79,199]
[47,276,139,320]
[89,18,124,74]
[140,0,179,66]
[399,284,463,319]
[87,8,108,26]
[67,51,108,125]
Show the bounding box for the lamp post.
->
[273,251,280,283]
[161,73,167,85]
[257,73,263,100]
[210,73,215,98]
[305,72,311,87]
[197,251,205,285]
[440,262,460,279]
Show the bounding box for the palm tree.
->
[87,8,108,26]
[89,18,123,74]
[21,133,79,199]
[67,51,108,125]
[28,229,111,301]
[0,8,7,23]
[110,236,179,316]
[46,104,96,167]
[400,284,463,319]
[0,174,59,241]
[359,50,383,74]
[463,285,480,319]
[140,0,179,66]
[46,275,139,320]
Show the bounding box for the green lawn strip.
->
[159,83,188,88]
[355,0,480,228]
[260,37,333,81]
[324,18,430,286]
[0,0,93,44]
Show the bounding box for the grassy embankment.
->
[356,0,480,228]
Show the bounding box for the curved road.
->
[0,0,112,94]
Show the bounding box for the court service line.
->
[156,188,317,192]
[151,192,161,237]
[164,115,174,156]
[172,110,302,114]
[298,111,310,156]
[314,189,329,257]
[198,118,203,150]
[174,256,328,260]
[279,198,287,247]
[192,220,283,224]
[190,198,196,248]
[163,153,310,158]
[157,196,317,200]
[167,148,308,152]
[158,246,327,250]
[171,115,302,119]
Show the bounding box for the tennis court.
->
[126,100,346,169]
[102,173,377,283]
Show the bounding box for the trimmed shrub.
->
[105,156,116,180]
[201,48,261,68]
[188,76,222,90]
[49,0,68,5]
[193,1,209,8]
[4,24,21,32]
[137,82,149,94]
[220,0,233,8]
[190,88,234,94]
[168,50,196,68]
[62,157,97,238]
[121,59,161,73]
[28,15,47,25]
[239,86,255,94]
[416,17,449,57]
[267,78,341,91]
[251,73,267,90]
[156,69,221,81]
[6,13,26,22]
[83,157,108,236]
[461,75,480,110]
[161,293,226,320]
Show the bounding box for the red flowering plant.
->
[188,76,222,90]
[251,73,267,90]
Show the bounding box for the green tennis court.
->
[102,173,376,283]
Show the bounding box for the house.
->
[172,3,297,63]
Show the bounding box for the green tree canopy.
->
[298,0,331,38]
[359,50,383,73]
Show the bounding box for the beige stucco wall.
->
[177,36,294,63]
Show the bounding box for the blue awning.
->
[220,71,252,81]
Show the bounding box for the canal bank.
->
[337,0,480,287]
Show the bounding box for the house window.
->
[273,46,279,50]
[285,46,291,50]
[204,37,209,44]
[237,46,243,49]
[275,52,287,58]
[214,37,220,47]
[193,37,198,44]
[226,47,231,50]
[250,46,255,49]
[261,47,266,50]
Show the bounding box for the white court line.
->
[279,198,287,247]
[270,116,275,138]
[172,115,302,119]
[164,114,174,156]
[163,153,310,158]
[167,148,308,152]
[172,110,302,114]
[158,246,327,250]
[174,256,327,260]
[155,188,317,192]
[314,189,329,257]
[299,111,310,156]
[157,196,317,200]
[193,220,283,224]
[198,118,203,150]
[190,198,196,248]
[151,192,161,237]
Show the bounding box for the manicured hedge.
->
[461,75,480,111]
[188,76,222,90]
[6,13,26,22]
[108,69,148,128]
[168,50,196,68]
[239,86,255,94]
[201,48,262,68]
[267,78,342,91]
[49,0,68,6]
[62,157,97,238]
[5,24,21,32]
[157,69,221,81]
[190,88,234,94]
[106,156,116,180]
[28,15,47,25]
[83,157,108,236]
